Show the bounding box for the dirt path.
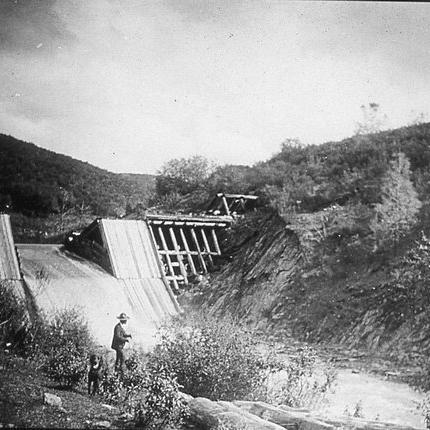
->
[317,368,425,428]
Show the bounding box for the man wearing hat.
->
[111,312,132,374]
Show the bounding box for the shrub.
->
[149,312,280,401]
[370,152,421,248]
[130,363,188,429]
[101,349,189,429]
[0,281,28,350]
[262,346,337,408]
[34,308,95,388]
[100,368,125,404]
[45,339,89,387]
[421,392,430,428]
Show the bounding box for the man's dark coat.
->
[111,322,129,350]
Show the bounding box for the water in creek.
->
[316,368,425,428]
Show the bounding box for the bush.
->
[421,392,430,429]
[34,308,95,388]
[130,364,188,429]
[149,312,280,401]
[262,346,336,408]
[101,349,189,429]
[0,281,28,350]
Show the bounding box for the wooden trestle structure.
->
[206,193,259,216]
[146,214,232,291]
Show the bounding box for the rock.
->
[188,397,285,429]
[93,421,111,428]
[43,393,62,408]
[385,371,400,378]
[118,412,133,421]
[234,401,334,429]
[101,404,117,411]
[234,401,420,430]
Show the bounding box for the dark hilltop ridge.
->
[0,133,154,216]
[0,133,155,241]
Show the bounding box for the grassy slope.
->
[0,353,125,429]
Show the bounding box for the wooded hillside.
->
[0,134,154,218]
[186,123,430,376]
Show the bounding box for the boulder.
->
[93,421,111,428]
[43,393,62,408]
[233,401,420,430]
[186,395,422,430]
[188,397,285,429]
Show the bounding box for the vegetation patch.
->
[148,311,336,409]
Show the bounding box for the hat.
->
[117,312,130,320]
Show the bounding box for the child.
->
[88,354,103,396]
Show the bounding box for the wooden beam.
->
[157,250,218,256]
[240,197,246,211]
[148,224,170,279]
[200,229,213,266]
[158,226,179,291]
[169,227,188,285]
[211,228,221,255]
[191,227,207,273]
[222,195,231,216]
[149,220,228,228]
[179,228,197,275]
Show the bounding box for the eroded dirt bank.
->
[181,210,429,428]
[189,210,430,365]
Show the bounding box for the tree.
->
[354,103,388,135]
[156,156,216,197]
[371,151,422,247]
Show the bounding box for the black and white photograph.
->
[0,1,429,428]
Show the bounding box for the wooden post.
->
[158,226,179,291]
[191,227,207,273]
[222,195,231,216]
[148,224,170,278]
[211,228,221,255]
[200,228,213,266]
[179,228,197,275]
[240,197,246,211]
[169,227,188,285]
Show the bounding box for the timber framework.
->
[67,193,257,291]
[146,214,231,291]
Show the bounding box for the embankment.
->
[189,210,430,363]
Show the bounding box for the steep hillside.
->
[0,134,154,217]
[191,209,430,369]
[189,124,430,369]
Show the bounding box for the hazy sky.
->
[1,1,429,173]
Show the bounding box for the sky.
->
[1,1,430,174]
